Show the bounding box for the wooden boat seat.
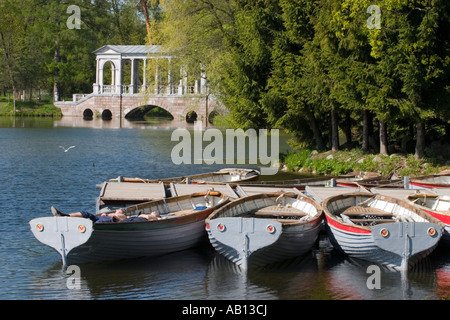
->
[275,219,302,224]
[253,205,307,217]
[351,218,397,224]
[338,206,392,217]
[169,209,196,216]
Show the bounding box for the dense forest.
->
[0,0,154,100]
[1,0,449,160]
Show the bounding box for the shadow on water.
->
[204,253,320,300]
[17,232,450,300]
[320,245,440,300]
[32,244,217,300]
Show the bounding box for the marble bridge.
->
[55,45,219,122]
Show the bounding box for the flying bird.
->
[59,146,76,152]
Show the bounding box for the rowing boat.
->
[323,192,444,271]
[95,181,169,212]
[238,175,357,190]
[205,192,323,269]
[110,168,260,185]
[30,191,229,265]
[406,192,450,245]
[408,173,450,189]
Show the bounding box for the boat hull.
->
[325,217,441,270]
[409,174,450,189]
[406,193,450,245]
[422,210,450,245]
[206,193,323,269]
[67,218,208,264]
[207,217,322,269]
[111,168,261,185]
[31,192,229,264]
[323,193,444,271]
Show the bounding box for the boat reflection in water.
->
[204,252,319,300]
[323,253,438,300]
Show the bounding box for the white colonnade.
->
[92,45,207,96]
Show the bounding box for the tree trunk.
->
[362,109,370,152]
[53,38,60,102]
[53,7,61,102]
[414,122,426,160]
[444,122,450,140]
[343,111,352,145]
[379,120,388,155]
[0,31,16,114]
[140,0,153,45]
[306,107,325,150]
[111,0,126,43]
[331,108,339,151]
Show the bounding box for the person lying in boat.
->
[51,206,161,223]
[119,211,162,222]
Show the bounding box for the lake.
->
[0,117,449,303]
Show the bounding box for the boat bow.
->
[29,217,93,265]
[207,217,283,269]
[372,222,442,270]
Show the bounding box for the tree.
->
[262,0,326,150]
[159,0,280,129]
[365,0,450,158]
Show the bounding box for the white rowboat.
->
[205,192,323,269]
[323,192,444,271]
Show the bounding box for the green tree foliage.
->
[1,0,448,159]
[0,0,147,101]
[158,0,449,157]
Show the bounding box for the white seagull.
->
[59,146,76,152]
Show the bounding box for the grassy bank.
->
[282,149,449,178]
[0,96,61,117]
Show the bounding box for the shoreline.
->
[278,148,450,180]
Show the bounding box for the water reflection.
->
[18,233,450,300]
[0,116,55,128]
[324,255,438,300]
[2,116,450,300]
[431,244,450,299]
[32,245,215,300]
[54,117,197,129]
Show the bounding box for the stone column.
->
[167,58,172,95]
[95,58,100,84]
[178,66,184,95]
[94,58,102,94]
[143,59,147,92]
[116,59,123,94]
[201,70,207,94]
[184,71,188,95]
[154,58,159,94]
[130,59,135,94]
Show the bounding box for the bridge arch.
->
[208,110,219,124]
[101,60,116,86]
[83,108,93,120]
[102,109,112,120]
[186,110,198,123]
[124,105,174,121]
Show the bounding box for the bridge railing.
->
[92,83,207,96]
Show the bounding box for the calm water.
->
[1,117,449,301]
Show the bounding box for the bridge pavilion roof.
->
[93,45,170,58]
